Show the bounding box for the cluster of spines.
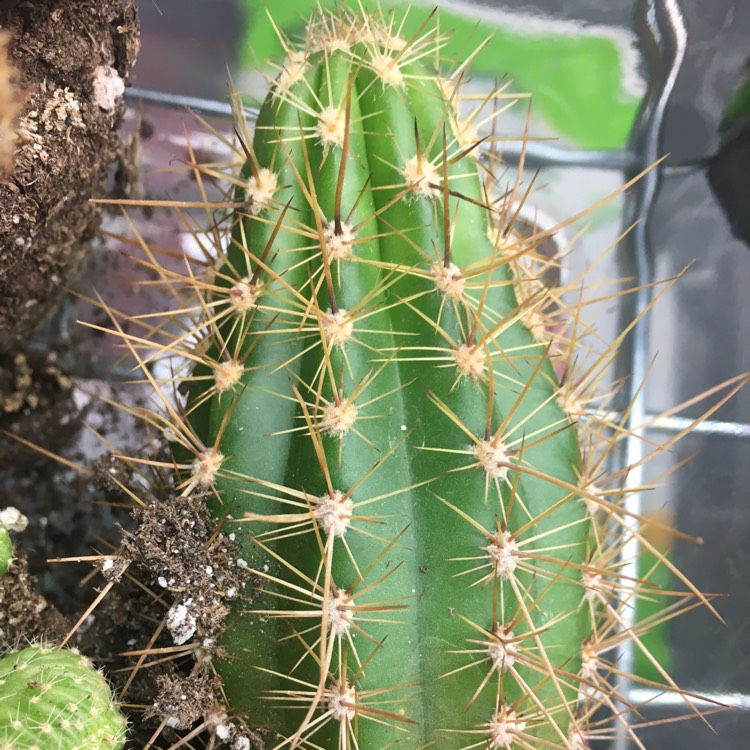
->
[77,4,746,750]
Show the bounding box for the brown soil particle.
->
[0,548,69,647]
[1,349,72,411]
[0,0,139,349]
[78,491,254,748]
[118,493,251,647]
[0,351,77,467]
[147,672,218,730]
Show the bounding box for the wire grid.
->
[123,0,750,745]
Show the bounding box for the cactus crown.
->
[67,3,746,749]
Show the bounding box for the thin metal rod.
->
[126,86,258,119]
[645,414,750,439]
[628,687,750,712]
[595,411,750,439]
[495,141,707,174]
[613,3,688,750]
[124,86,707,176]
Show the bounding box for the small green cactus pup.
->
[0,645,127,750]
[100,4,727,749]
[0,527,10,578]
[0,508,27,577]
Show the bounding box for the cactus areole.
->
[184,7,591,748]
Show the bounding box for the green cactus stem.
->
[0,526,10,578]
[0,645,127,750]
[0,508,26,578]
[96,4,729,748]
[173,8,592,748]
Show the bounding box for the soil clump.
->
[0,0,139,348]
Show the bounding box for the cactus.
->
[0,507,26,577]
[198,10,590,747]
[0,645,127,750]
[88,4,745,748]
[0,513,126,748]
[0,526,10,578]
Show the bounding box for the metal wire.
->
[124,85,709,176]
[628,688,750,712]
[612,2,689,748]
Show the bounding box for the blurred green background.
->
[237,0,641,149]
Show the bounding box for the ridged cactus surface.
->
[182,9,590,749]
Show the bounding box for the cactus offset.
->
[84,4,746,749]
[0,527,10,578]
[0,507,26,577]
[0,645,126,750]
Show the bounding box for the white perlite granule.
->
[0,507,28,532]
[166,600,197,645]
[92,65,125,111]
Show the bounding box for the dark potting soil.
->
[0,0,139,349]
